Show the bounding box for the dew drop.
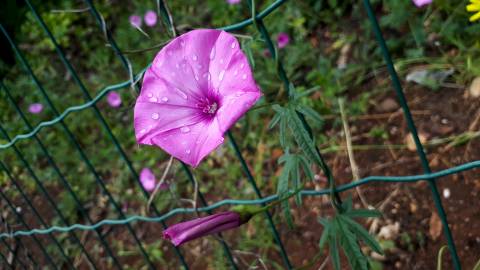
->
[231,42,236,49]
[185,149,191,154]
[139,129,146,134]
[218,70,225,81]
[240,63,245,69]
[151,113,159,120]
[147,93,153,98]
[197,64,203,69]
[175,88,188,99]
[175,63,180,69]
[181,126,190,133]
[233,70,238,76]
[210,46,216,60]
[203,72,211,81]
[180,40,185,47]
[195,75,199,81]
[149,97,158,102]
[219,137,225,143]
[242,74,247,80]
[161,97,169,102]
[192,54,198,61]
[220,58,224,64]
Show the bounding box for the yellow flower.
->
[467,0,480,22]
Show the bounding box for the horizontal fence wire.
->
[1,0,479,268]
[1,160,478,239]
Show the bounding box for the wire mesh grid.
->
[0,0,478,269]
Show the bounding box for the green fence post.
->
[363,0,461,269]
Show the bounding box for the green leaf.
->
[296,105,323,126]
[340,215,383,254]
[299,155,314,181]
[268,112,282,129]
[319,219,330,250]
[279,114,288,147]
[287,107,322,166]
[345,209,382,219]
[337,218,369,270]
[330,228,341,270]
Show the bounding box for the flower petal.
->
[216,91,261,133]
[151,119,224,167]
[470,11,480,21]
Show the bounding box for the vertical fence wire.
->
[0,124,96,269]
[0,173,58,269]
[2,8,155,269]
[0,237,29,269]
[0,80,123,269]
[362,0,461,268]
[0,232,32,268]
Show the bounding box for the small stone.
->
[468,77,480,98]
[378,98,399,112]
[405,133,427,151]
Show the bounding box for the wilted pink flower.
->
[412,0,432,7]
[106,92,122,108]
[164,211,243,246]
[227,0,241,4]
[144,10,157,27]
[277,33,290,49]
[28,103,43,114]
[134,29,261,167]
[140,168,156,191]
[129,15,142,28]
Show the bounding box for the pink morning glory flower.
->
[129,15,142,28]
[134,29,261,167]
[28,103,43,114]
[106,92,122,108]
[140,168,156,191]
[277,33,290,49]
[412,0,432,7]
[144,10,157,27]
[164,211,243,246]
[227,0,241,4]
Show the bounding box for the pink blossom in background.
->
[129,15,142,28]
[28,103,43,114]
[277,32,290,49]
[106,92,122,107]
[227,0,241,4]
[134,29,261,167]
[140,168,156,191]
[144,10,157,27]
[164,211,242,246]
[412,0,432,7]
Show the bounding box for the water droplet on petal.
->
[181,126,190,133]
[220,58,224,64]
[219,137,225,143]
[175,88,188,99]
[197,64,203,69]
[175,63,180,69]
[240,63,245,69]
[195,75,199,81]
[185,149,191,154]
[180,40,185,47]
[151,113,159,120]
[147,93,153,98]
[149,97,158,102]
[234,70,238,76]
[210,46,216,60]
[218,70,225,81]
[161,97,169,102]
[242,74,247,80]
[231,42,236,49]
[192,54,198,61]
[139,129,146,134]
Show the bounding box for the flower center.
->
[197,97,219,116]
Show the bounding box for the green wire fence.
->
[0,0,478,269]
